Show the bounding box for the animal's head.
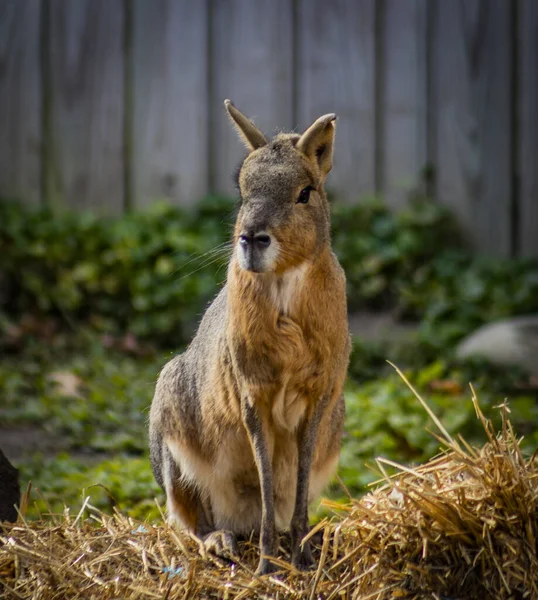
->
[225,100,336,274]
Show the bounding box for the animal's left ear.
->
[297,113,337,178]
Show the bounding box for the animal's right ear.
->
[224,100,268,153]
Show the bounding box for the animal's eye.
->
[297,186,313,204]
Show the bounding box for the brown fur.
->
[149,100,350,574]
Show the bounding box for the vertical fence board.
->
[0,0,42,207]
[432,0,512,256]
[212,0,294,196]
[296,0,376,202]
[132,0,208,209]
[382,0,428,209]
[48,0,124,213]
[519,0,538,257]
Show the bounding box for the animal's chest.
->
[268,266,331,410]
[269,264,309,316]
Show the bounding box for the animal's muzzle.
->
[239,233,271,249]
[237,231,273,272]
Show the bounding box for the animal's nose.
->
[239,233,271,249]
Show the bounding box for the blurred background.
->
[1,0,538,520]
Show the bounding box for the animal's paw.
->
[203,530,239,559]
[256,557,279,576]
[292,541,315,571]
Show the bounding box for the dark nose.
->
[239,233,271,249]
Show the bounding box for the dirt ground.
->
[0,427,64,463]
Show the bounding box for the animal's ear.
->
[224,99,268,152]
[297,113,337,177]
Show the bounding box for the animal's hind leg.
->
[161,444,207,530]
[162,445,239,558]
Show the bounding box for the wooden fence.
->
[0,0,536,257]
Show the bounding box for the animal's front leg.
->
[241,397,278,575]
[290,396,328,570]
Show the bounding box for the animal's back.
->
[149,287,229,489]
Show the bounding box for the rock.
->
[0,447,20,522]
[456,316,538,377]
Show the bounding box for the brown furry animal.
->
[149,100,350,574]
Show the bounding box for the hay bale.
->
[1,389,537,599]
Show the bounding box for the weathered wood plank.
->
[296,0,376,202]
[519,0,538,257]
[132,0,208,209]
[212,0,294,196]
[0,0,42,207]
[381,0,428,209]
[48,0,124,213]
[432,0,513,256]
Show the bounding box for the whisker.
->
[171,239,230,260]
[176,251,233,281]
[214,260,229,281]
[173,252,231,279]
[171,246,233,278]
[173,241,233,271]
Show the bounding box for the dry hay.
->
[2,377,538,599]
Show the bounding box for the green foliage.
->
[0,335,165,519]
[0,196,235,346]
[22,453,162,521]
[1,334,163,453]
[331,195,460,311]
[347,332,531,386]
[406,253,538,348]
[332,196,538,349]
[2,195,538,351]
[339,362,538,497]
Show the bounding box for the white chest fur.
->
[269,263,309,315]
